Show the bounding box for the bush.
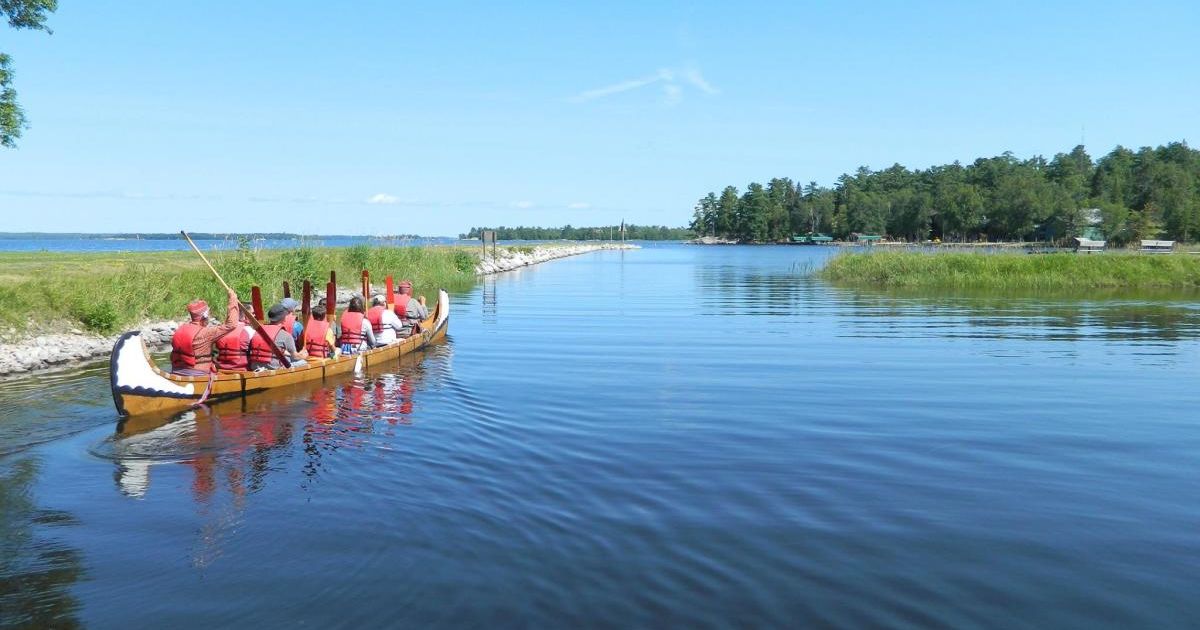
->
[452,250,477,273]
[74,300,120,334]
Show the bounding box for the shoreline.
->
[0,243,638,378]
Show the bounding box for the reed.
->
[819,250,1200,290]
[0,244,479,335]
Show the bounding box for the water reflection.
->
[693,261,1200,344]
[0,457,85,628]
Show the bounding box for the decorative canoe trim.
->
[111,332,197,415]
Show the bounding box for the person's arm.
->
[192,289,240,349]
[325,328,338,356]
[278,330,305,360]
[361,319,377,347]
[385,311,404,332]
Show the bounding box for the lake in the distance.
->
[2,244,1199,627]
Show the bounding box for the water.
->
[2,244,1199,627]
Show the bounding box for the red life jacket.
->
[170,321,204,371]
[339,311,365,346]
[304,319,331,358]
[394,294,410,319]
[249,324,288,366]
[283,312,297,338]
[366,305,386,334]
[215,324,251,371]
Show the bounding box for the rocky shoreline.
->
[0,243,637,377]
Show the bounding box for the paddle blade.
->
[283,281,291,299]
[325,282,337,322]
[301,280,312,332]
[251,286,264,321]
[385,275,394,308]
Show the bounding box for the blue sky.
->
[1,1,1197,235]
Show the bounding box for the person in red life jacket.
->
[214,303,256,372]
[338,295,376,354]
[279,297,303,341]
[303,304,338,359]
[249,304,308,371]
[367,295,405,345]
[393,280,429,338]
[170,288,240,375]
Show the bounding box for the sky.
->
[1,0,1198,236]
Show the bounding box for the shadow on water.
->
[0,457,85,629]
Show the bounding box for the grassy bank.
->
[0,244,478,335]
[820,251,1200,290]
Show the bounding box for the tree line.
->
[462,225,692,241]
[690,141,1200,244]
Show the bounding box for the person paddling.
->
[170,289,240,375]
[338,295,376,354]
[367,294,405,345]
[214,302,256,372]
[249,304,308,370]
[393,280,429,338]
[303,304,338,359]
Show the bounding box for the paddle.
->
[251,286,265,321]
[301,280,311,341]
[325,281,336,323]
[361,270,370,303]
[283,281,291,299]
[386,275,394,310]
[181,231,291,368]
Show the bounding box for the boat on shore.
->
[110,289,450,417]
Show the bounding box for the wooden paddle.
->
[325,281,336,323]
[301,280,312,341]
[181,231,291,368]
[283,281,292,299]
[386,275,394,310]
[251,286,265,321]
[361,270,370,303]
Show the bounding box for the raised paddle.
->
[301,280,311,340]
[251,286,265,321]
[361,270,370,303]
[181,231,291,368]
[385,275,394,310]
[283,281,291,299]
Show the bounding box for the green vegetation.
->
[0,243,478,335]
[820,251,1200,290]
[1,1,57,148]
[462,224,692,241]
[691,140,1200,244]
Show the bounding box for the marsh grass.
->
[0,245,479,335]
[820,250,1200,290]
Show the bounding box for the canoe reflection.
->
[112,349,438,502]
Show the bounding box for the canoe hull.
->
[111,289,450,418]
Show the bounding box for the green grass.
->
[0,244,479,335]
[820,251,1200,290]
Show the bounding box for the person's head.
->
[238,302,253,322]
[280,297,300,312]
[317,298,327,307]
[312,304,327,321]
[372,294,386,307]
[268,304,288,324]
[348,295,364,313]
[186,299,209,323]
[398,280,413,296]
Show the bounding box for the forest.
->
[690,141,1200,244]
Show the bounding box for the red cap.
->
[398,280,413,292]
[187,299,208,319]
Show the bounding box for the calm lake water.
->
[2,244,1199,627]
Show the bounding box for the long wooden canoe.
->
[111,289,450,417]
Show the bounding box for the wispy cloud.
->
[509,200,535,209]
[567,66,717,105]
[366,193,400,205]
[567,202,591,210]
